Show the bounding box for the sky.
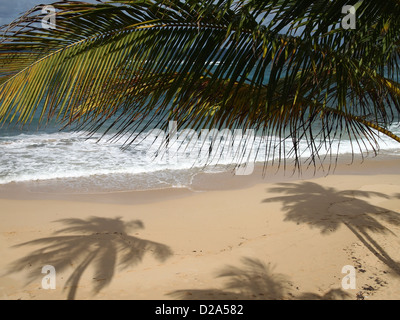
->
[0,0,97,26]
[0,0,55,26]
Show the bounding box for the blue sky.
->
[0,0,97,26]
[0,0,55,26]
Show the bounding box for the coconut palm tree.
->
[0,0,400,170]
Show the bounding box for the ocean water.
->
[1,113,400,193]
[1,56,400,192]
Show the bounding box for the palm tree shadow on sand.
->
[169,257,350,300]
[263,182,400,275]
[6,216,173,300]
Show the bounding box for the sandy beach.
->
[1,156,400,300]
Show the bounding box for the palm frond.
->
[1,0,400,170]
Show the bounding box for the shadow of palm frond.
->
[169,257,350,300]
[6,216,173,300]
[298,289,352,300]
[169,258,288,300]
[263,182,400,275]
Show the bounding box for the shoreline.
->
[0,153,399,203]
[0,154,400,300]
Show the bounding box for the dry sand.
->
[1,156,400,300]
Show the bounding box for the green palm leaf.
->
[1,0,400,169]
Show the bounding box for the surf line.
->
[144,121,255,175]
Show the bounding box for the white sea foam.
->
[0,123,399,190]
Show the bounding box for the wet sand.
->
[1,156,400,300]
